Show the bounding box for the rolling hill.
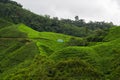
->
[0,18,120,80]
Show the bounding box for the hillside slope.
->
[0,22,120,80]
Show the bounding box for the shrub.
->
[66,37,88,46]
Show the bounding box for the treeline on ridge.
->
[0,0,114,37]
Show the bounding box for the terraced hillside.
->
[0,19,120,80]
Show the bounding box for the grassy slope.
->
[18,24,73,56]
[49,26,120,79]
[0,23,120,79]
[0,23,74,79]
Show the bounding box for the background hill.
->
[0,0,113,37]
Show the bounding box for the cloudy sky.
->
[13,0,120,25]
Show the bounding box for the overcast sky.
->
[13,0,120,25]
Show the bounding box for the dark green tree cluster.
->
[0,0,114,37]
[86,29,109,42]
[66,37,88,46]
[0,0,22,7]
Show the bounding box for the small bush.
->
[66,37,88,46]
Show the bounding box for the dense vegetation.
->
[0,0,114,37]
[0,0,120,80]
[0,19,120,80]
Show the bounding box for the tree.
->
[75,16,79,21]
[0,0,10,3]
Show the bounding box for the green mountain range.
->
[0,0,120,80]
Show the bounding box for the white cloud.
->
[13,0,120,25]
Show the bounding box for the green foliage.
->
[109,67,120,80]
[86,29,108,42]
[66,37,88,46]
[0,40,39,79]
[0,25,27,38]
[18,24,40,38]
[0,23,103,79]
[0,0,113,37]
[4,55,103,80]
[0,2,120,79]
[104,26,120,41]
[50,46,100,66]
[51,58,103,80]
[0,0,22,7]
[0,18,13,29]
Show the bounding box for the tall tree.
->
[75,16,79,21]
